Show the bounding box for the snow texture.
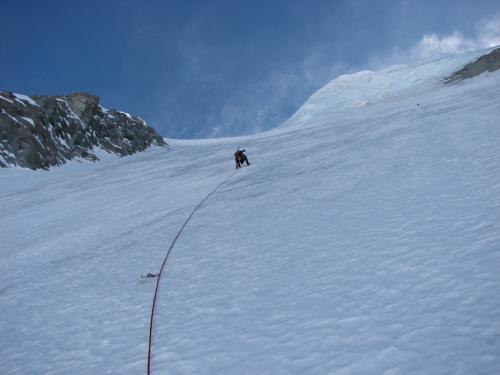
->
[1,52,499,374]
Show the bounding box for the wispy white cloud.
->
[476,14,500,47]
[209,50,348,137]
[408,31,478,61]
[410,15,500,61]
[371,14,500,69]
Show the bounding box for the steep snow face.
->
[282,46,498,127]
[1,52,499,374]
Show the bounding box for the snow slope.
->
[281,47,498,127]
[1,52,499,374]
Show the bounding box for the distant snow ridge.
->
[0,92,166,170]
[282,46,500,127]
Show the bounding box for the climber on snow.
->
[234,148,250,169]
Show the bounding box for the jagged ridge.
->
[0,92,166,170]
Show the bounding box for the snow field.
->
[1,66,499,374]
[152,73,500,374]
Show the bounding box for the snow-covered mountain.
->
[282,46,499,127]
[1,48,499,374]
[0,92,166,170]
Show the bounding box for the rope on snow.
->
[147,169,238,375]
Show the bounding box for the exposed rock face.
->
[443,47,500,84]
[0,92,166,170]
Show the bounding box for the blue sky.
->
[1,0,499,139]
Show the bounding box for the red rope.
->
[147,170,237,374]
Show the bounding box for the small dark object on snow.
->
[141,273,159,278]
[234,148,250,169]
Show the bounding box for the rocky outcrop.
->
[0,92,166,170]
[443,47,500,84]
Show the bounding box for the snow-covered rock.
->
[0,92,166,170]
[443,47,500,84]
